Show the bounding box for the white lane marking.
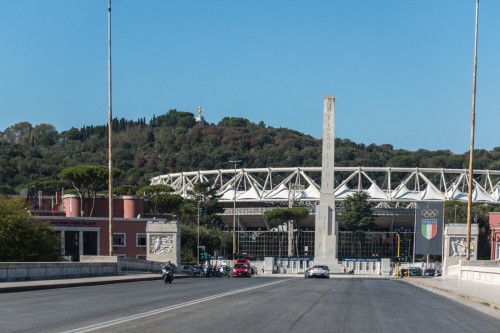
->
[60,279,289,333]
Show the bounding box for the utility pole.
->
[395,233,401,279]
[229,160,241,260]
[288,183,296,257]
[107,0,113,256]
[466,0,479,261]
[197,201,200,265]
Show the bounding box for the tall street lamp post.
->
[287,183,296,257]
[229,160,241,259]
[466,0,479,260]
[395,233,401,279]
[197,201,200,265]
[107,0,113,256]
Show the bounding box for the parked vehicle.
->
[212,265,221,277]
[190,265,203,276]
[305,265,330,278]
[219,265,231,277]
[162,262,174,284]
[400,267,422,277]
[423,268,436,276]
[231,259,252,277]
[434,269,442,277]
[180,265,194,276]
[202,263,212,277]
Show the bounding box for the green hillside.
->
[1,109,499,195]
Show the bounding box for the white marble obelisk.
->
[314,96,338,270]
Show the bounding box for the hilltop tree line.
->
[1,109,499,196]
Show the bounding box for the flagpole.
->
[466,0,479,261]
[107,0,114,257]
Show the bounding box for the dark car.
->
[201,263,213,277]
[423,268,435,276]
[400,267,422,277]
[189,264,203,276]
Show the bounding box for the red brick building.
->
[32,193,175,261]
[490,212,500,260]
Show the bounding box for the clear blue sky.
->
[0,1,498,154]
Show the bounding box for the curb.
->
[0,274,192,294]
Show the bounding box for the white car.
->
[305,265,330,278]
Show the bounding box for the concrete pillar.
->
[314,96,338,271]
[443,223,479,275]
[146,220,181,266]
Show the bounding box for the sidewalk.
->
[402,276,500,313]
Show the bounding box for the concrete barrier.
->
[446,260,500,285]
[0,262,119,282]
[446,263,461,277]
[113,257,163,273]
[0,257,167,282]
[460,264,500,285]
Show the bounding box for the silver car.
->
[305,265,330,278]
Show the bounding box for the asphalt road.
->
[1,277,499,333]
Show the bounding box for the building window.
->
[136,255,147,260]
[136,233,146,247]
[113,233,126,247]
[496,242,500,260]
[115,254,126,258]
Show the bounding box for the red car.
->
[232,259,252,277]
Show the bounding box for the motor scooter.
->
[162,263,174,284]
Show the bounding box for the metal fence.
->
[235,231,414,261]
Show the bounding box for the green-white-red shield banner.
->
[421,219,438,240]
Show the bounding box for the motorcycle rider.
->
[162,260,174,282]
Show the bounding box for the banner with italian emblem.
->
[415,202,443,255]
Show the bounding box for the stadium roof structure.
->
[151,167,500,205]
